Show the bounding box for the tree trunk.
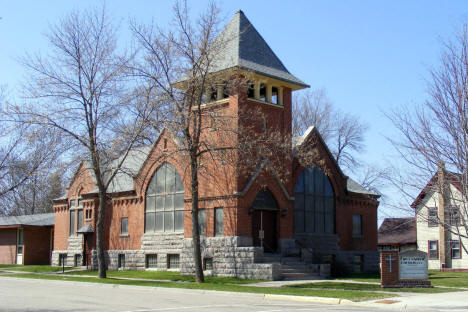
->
[190,152,204,283]
[96,190,107,278]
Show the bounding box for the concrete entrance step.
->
[262,254,302,264]
[282,272,321,280]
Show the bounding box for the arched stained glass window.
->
[294,166,334,234]
[145,163,184,233]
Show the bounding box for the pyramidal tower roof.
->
[210,10,308,88]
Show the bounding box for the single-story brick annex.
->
[0,213,54,265]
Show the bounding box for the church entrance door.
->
[251,189,279,253]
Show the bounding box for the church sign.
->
[399,250,428,280]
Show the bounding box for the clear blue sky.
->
[1,1,468,222]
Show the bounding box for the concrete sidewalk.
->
[247,279,379,287]
[361,290,468,311]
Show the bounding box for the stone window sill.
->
[247,97,284,108]
[120,234,130,238]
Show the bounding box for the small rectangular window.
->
[77,199,83,207]
[352,214,362,237]
[259,84,266,102]
[77,209,83,231]
[428,240,438,259]
[17,228,24,246]
[352,255,364,273]
[121,217,128,235]
[428,207,438,227]
[118,254,125,269]
[271,86,278,104]
[214,207,224,237]
[247,82,254,98]
[146,254,157,269]
[261,117,267,132]
[59,254,67,266]
[70,210,76,236]
[198,209,206,236]
[70,200,76,207]
[451,241,461,259]
[210,117,216,131]
[204,258,213,270]
[74,254,82,267]
[168,254,180,269]
[448,206,459,226]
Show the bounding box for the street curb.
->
[264,294,390,309]
[264,294,370,306]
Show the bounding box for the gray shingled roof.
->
[104,146,152,193]
[0,213,54,226]
[85,145,152,195]
[347,178,379,196]
[210,10,308,87]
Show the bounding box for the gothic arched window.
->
[145,163,184,232]
[294,166,334,234]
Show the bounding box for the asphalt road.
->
[0,276,376,312]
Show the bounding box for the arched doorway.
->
[251,189,279,253]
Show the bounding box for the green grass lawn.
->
[65,270,262,284]
[428,271,468,288]
[0,265,74,273]
[286,282,463,293]
[331,272,380,283]
[0,272,395,302]
[332,270,468,288]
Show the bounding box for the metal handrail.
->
[294,239,314,263]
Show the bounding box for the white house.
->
[412,165,467,270]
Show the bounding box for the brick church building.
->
[52,11,379,280]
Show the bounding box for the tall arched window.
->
[145,163,184,232]
[294,166,334,234]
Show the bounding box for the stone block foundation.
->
[53,235,280,280]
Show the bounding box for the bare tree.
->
[292,88,368,171]
[0,88,62,214]
[11,6,155,278]
[0,162,65,216]
[386,23,468,253]
[131,1,235,283]
[131,1,300,282]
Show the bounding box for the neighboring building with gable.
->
[51,11,380,279]
[378,217,417,252]
[412,164,467,270]
[0,213,54,265]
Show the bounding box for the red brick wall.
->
[53,207,69,250]
[104,198,143,250]
[24,226,52,265]
[337,195,378,251]
[380,250,399,287]
[0,228,17,264]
